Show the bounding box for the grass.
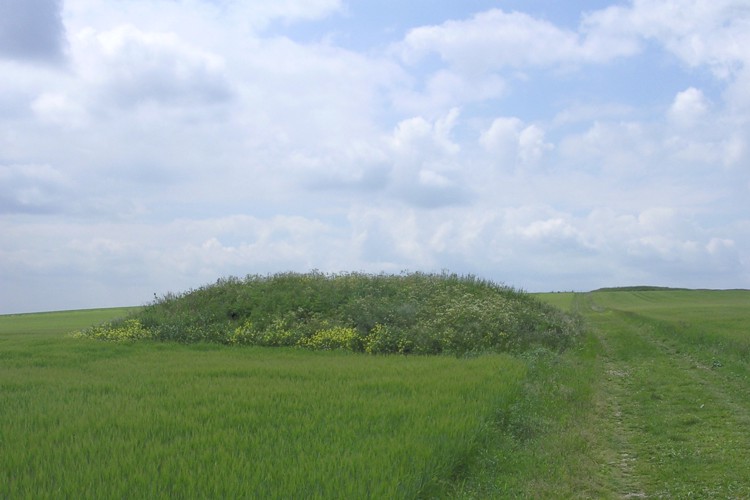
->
[531,289,750,497]
[1,308,527,498]
[451,336,607,498]
[4,285,749,497]
[592,289,749,355]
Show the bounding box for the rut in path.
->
[574,294,646,499]
[597,335,646,499]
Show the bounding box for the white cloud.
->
[9,16,405,213]
[515,217,579,242]
[725,66,750,112]
[721,134,746,166]
[569,206,746,286]
[707,237,734,254]
[220,0,344,31]
[480,117,523,157]
[397,8,639,73]
[392,69,506,115]
[65,0,343,36]
[661,86,748,170]
[578,6,644,63]
[387,108,471,207]
[554,102,635,126]
[480,118,553,168]
[31,91,88,127]
[558,120,657,174]
[170,215,339,276]
[349,208,436,269]
[390,110,462,172]
[0,163,71,214]
[664,131,747,169]
[669,87,709,126]
[74,24,231,108]
[617,0,750,74]
[518,125,553,165]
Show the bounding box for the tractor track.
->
[580,292,750,498]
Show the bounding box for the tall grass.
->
[74,271,580,355]
[0,331,525,498]
[451,335,607,497]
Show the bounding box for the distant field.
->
[530,291,575,310]
[0,307,139,337]
[591,289,749,347]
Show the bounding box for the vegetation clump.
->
[74,271,581,355]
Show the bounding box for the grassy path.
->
[454,289,750,498]
[578,292,750,498]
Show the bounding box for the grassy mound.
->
[75,271,581,355]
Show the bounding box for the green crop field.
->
[1,307,528,498]
[2,285,749,498]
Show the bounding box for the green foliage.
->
[230,317,301,346]
[72,318,150,342]
[299,326,361,351]
[364,323,413,354]
[73,271,581,355]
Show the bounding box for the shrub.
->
[364,323,413,354]
[231,318,301,347]
[299,326,361,351]
[72,271,582,355]
[73,319,150,342]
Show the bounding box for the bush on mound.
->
[74,271,581,355]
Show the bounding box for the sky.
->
[1,0,749,313]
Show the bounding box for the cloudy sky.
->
[1,0,749,313]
